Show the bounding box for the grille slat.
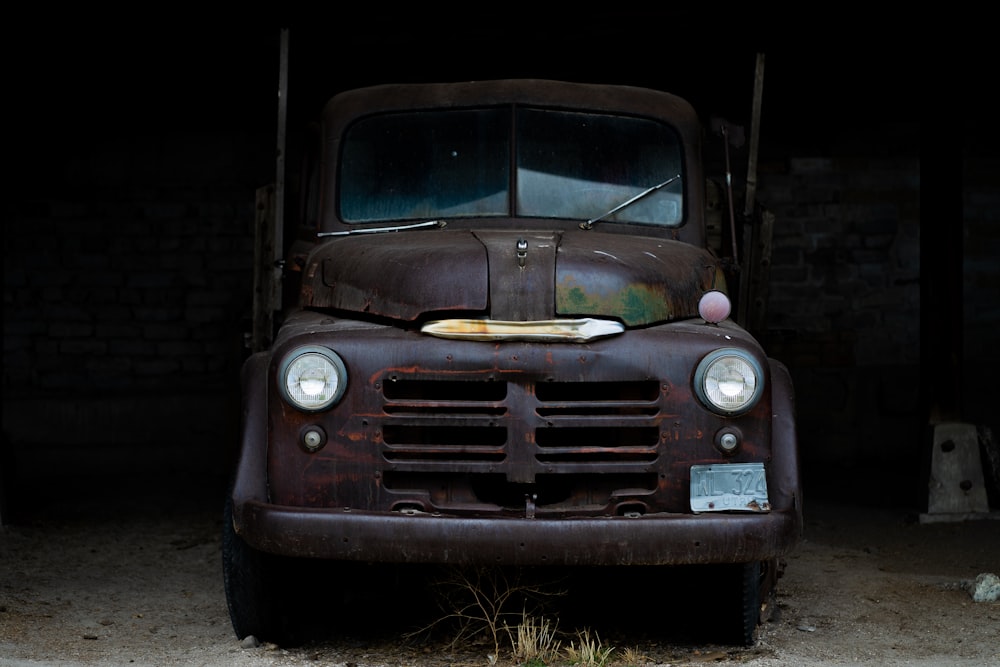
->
[383,379,507,401]
[382,446,509,469]
[535,380,661,402]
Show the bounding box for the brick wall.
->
[964,158,1000,362]
[962,157,1000,472]
[760,157,921,364]
[751,156,921,485]
[756,154,999,489]
[3,131,269,476]
[4,198,253,392]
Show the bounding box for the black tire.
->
[222,497,394,646]
[222,496,290,644]
[737,561,762,645]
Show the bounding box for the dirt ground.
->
[1,471,998,667]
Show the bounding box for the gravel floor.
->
[2,470,999,666]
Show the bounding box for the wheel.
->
[737,561,763,646]
[222,496,293,645]
[735,559,777,646]
[222,497,395,646]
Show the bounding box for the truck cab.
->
[224,79,802,647]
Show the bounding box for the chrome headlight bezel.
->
[277,345,348,412]
[693,348,764,416]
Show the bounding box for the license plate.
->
[690,463,770,513]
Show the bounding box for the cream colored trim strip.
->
[421,318,624,342]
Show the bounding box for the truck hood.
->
[300,229,724,327]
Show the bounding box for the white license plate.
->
[690,462,770,513]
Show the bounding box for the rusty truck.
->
[224,78,802,647]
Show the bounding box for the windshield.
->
[339,106,684,226]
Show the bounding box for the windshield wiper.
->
[318,220,447,237]
[578,174,682,230]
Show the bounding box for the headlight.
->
[278,346,348,412]
[694,348,763,415]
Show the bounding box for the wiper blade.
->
[318,220,447,237]
[579,174,681,230]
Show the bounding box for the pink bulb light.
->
[698,290,731,324]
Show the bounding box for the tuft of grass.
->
[617,646,649,666]
[413,566,655,666]
[506,608,562,665]
[563,627,615,667]
[409,566,565,660]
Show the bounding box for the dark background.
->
[4,13,997,518]
[10,15,938,172]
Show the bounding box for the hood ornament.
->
[516,237,528,268]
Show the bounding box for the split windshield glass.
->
[339,106,684,226]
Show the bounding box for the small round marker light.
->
[719,432,739,452]
[698,290,731,324]
[301,426,327,452]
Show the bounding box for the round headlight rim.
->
[693,347,765,416]
[277,345,348,413]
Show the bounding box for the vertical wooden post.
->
[743,53,765,220]
[252,185,277,353]
[738,53,769,336]
[274,27,288,300]
[250,29,289,354]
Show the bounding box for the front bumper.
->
[233,499,801,566]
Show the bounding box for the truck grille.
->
[379,377,663,513]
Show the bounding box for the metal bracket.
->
[516,237,528,268]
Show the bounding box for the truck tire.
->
[737,560,764,646]
[222,496,290,645]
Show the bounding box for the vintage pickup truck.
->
[224,78,802,647]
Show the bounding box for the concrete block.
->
[921,422,991,522]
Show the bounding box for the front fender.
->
[768,358,803,534]
[231,351,270,528]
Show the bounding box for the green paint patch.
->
[556,277,675,325]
